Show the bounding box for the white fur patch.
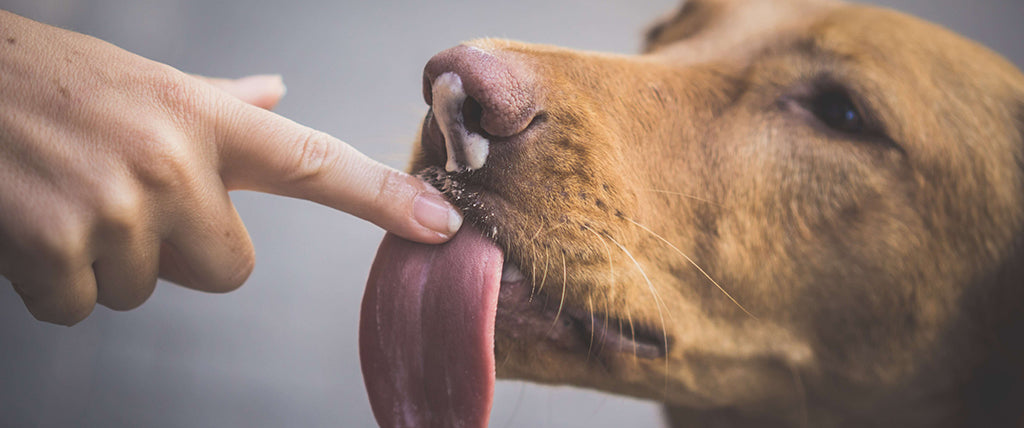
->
[432,72,490,172]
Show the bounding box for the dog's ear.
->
[642,0,720,53]
[642,1,688,52]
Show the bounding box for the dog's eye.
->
[810,89,866,134]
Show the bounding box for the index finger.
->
[213,99,462,244]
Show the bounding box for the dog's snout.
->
[422,45,539,171]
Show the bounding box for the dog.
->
[359,0,1024,426]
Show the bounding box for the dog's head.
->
[361,0,1024,425]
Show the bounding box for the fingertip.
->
[339,166,463,244]
[205,74,286,110]
[411,189,463,241]
[375,181,463,244]
[237,74,286,110]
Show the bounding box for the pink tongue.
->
[359,228,502,428]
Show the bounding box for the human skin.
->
[0,10,463,326]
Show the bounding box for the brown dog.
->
[359,0,1024,426]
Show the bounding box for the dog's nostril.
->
[460,95,488,137]
[422,44,540,171]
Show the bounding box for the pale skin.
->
[0,10,463,326]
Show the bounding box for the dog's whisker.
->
[586,295,596,363]
[626,311,639,361]
[543,251,570,338]
[598,301,606,358]
[638,188,723,207]
[533,222,567,299]
[602,231,670,330]
[581,224,625,362]
[615,317,624,352]
[582,224,615,287]
[536,246,550,299]
[602,231,671,388]
[624,216,757,320]
[528,224,544,301]
[498,340,515,372]
[552,251,568,328]
[601,297,611,359]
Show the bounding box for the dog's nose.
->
[423,45,538,171]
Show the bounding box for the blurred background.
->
[0,0,1021,427]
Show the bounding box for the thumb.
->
[214,102,463,244]
[195,74,286,110]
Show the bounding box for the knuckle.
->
[142,66,206,117]
[290,129,340,184]
[375,168,408,211]
[26,219,89,276]
[122,69,206,193]
[94,187,144,239]
[132,136,195,192]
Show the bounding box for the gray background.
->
[0,0,1021,427]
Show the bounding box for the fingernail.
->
[413,191,463,237]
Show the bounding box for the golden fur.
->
[411,0,1024,425]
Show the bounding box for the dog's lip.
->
[496,251,669,362]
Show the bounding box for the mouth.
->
[358,168,667,428]
[495,260,670,364]
[417,166,669,362]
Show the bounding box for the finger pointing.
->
[215,103,462,244]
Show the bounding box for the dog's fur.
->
[411,0,1024,426]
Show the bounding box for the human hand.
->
[0,10,462,325]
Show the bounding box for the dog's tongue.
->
[359,228,502,428]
